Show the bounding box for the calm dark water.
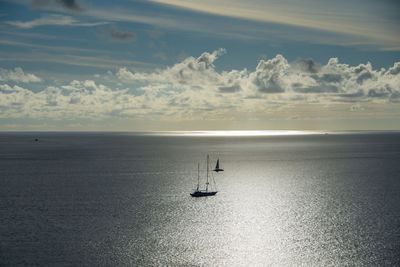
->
[0,132,399,266]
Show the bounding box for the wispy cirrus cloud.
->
[5,14,108,29]
[109,25,136,42]
[150,0,400,50]
[0,53,159,73]
[7,0,398,50]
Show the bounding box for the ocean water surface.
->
[0,132,399,266]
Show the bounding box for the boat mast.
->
[197,163,200,191]
[206,154,209,191]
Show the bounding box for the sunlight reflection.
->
[154,130,322,136]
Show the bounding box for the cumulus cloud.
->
[109,26,136,42]
[388,63,400,75]
[292,58,321,73]
[111,50,400,119]
[0,50,399,122]
[350,104,364,112]
[116,48,228,87]
[114,49,400,104]
[219,84,241,93]
[122,50,398,95]
[249,55,289,93]
[0,81,130,119]
[5,14,108,29]
[0,67,41,83]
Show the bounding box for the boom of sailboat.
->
[190,155,223,197]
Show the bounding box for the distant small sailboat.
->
[213,158,224,172]
[190,155,223,197]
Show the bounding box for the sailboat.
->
[190,155,223,197]
[213,158,224,172]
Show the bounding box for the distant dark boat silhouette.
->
[190,155,223,197]
[213,158,224,172]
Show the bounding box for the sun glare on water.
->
[156,130,321,136]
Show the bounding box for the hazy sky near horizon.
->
[0,0,399,131]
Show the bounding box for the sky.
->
[0,0,399,131]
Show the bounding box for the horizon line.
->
[1,130,399,136]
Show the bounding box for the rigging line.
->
[211,170,218,191]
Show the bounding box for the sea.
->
[0,131,399,266]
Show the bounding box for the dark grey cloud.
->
[388,62,400,75]
[190,85,203,91]
[292,58,320,73]
[197,53,214,65]
[244,95,263,99]
[197,50,222,68]
[391,92,400,99]
[356,71,373,84]
[32,0,84,12]
[319,73,343,83]
[57,0,82,11]
[338,90,364,98]
[390,92,400,103]
[109,26,136,42]
[331,98,366,103]
[368,86,392,98]
[219,84,241,93]
[256,74,285,93]
[291,82,303,88]
[368,90,389,98]
[353,64,369,74]
[69,96,80,104]
[294,84,338,93]
[168,97,189,107]
[350,105,364,111]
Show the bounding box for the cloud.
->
[31,0,84,12]
[294,84,339,93]
[250,55,288,93]
[388,63,400,76]
[5,14,108,29]
[153,53,167,61]
[54,1,397,51]
[0,81,127,119]
[0,67,41,83]
[350,104,364,112]
[219,84,241,93]
[150,0,400,50]
[0,50,399,123]
[114,49,400,104]
[149,29,164,39]
[109,26,136,42]
[116,48,227,86]
[292,58,321,73]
